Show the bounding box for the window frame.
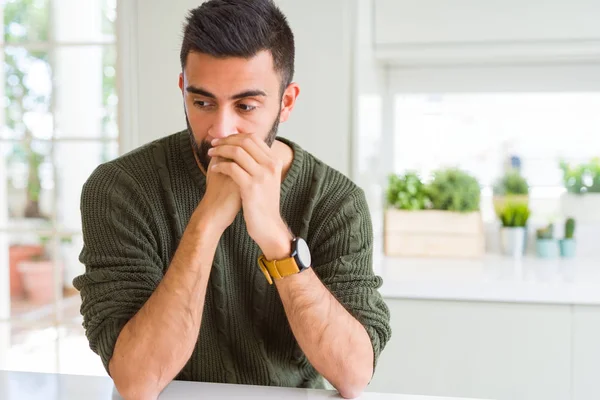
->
[0,0,120,330]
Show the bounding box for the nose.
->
[208,108,238,139]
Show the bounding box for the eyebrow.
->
[186,86,267,100]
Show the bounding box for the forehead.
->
[184,50,280,96]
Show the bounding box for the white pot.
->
[561,193,600,222]
[501,227,526,258]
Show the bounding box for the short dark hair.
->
[180,0,295,94]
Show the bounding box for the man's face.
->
[180,50,285,172]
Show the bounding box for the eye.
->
[237,103,257,112]
[193,100,214,109]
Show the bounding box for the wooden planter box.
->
[384,209,485,258]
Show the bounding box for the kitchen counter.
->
[0,371,490,400]
[377,255,600,305]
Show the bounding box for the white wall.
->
[123,0,196,151]
[275,0,353,175]
[121,0,355,176]
[373,0,600,66]
[374,0,600,46]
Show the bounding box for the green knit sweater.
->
[73,130,391,389]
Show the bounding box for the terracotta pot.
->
[18,260,63,305]
[9,245,44,299]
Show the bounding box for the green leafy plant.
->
[427,168,481,213]
[565,218,576,239]
[590,158,600,193]
[493,170,529,196]
[4,0,51,219]
[560,158,600,194]
[536,223,554,240]
[499,202,531,227]
[386,172,430,210]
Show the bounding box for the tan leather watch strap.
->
[257,255,300,285]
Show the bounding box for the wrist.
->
[193,199,230,233]
[175,213,220,275]
[258,221,294,261]
[188,207,224,248]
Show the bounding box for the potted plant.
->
[559,218,576,258]
[6,137,48,300]
[535,223,557,258]
[386,172,430,211]
[17,235,64,305]
[493,170,529,212]
[498,202,531,257]
[560,158,600,222]
[384,168,484,258]
[427,168,481,213]
[8,243,44,300]
[5,31,50,298]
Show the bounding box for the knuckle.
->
[267,159,281,173]
[242,137,253,147]
[250,179,261,191]
[256,170,267,182]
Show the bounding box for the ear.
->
[279,83,300,123]
[179,73,184,94]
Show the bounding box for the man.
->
[74,1,391,399]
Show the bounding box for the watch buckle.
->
[257,255,274,285]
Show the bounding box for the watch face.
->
[295,238,312,269]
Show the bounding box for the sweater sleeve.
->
[73,163,164,375]
[310,188,392,374]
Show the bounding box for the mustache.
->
[184,107,281,172]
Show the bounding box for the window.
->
[0,0,118,375]
[388,64,600,223]
[394,92,600,222]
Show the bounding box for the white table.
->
[0,371,489,399]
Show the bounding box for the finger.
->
[213,134,271,165]
[206,156,225,181]
[248,132,272,155]
[212,160,251,189]
[208,145,261,176]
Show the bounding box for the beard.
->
[185,109,280,172]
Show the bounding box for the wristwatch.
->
[257,237,312,285]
